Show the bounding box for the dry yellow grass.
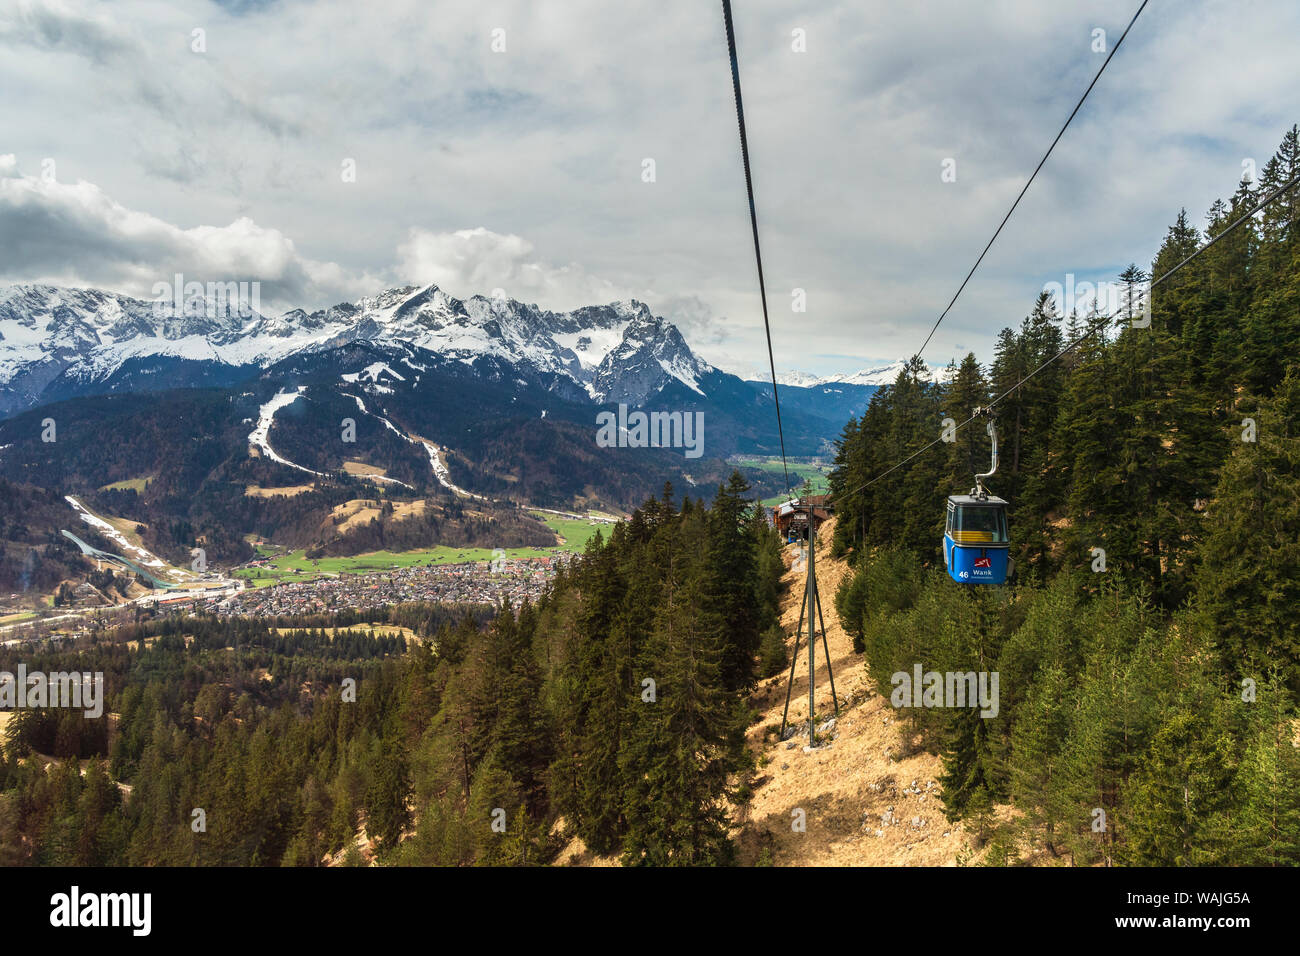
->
[328,498,426,533]
[396,501,427,519]
[343,460,389,478]
[104,514,148,540]
[553,840,620,866]
[332,501,380,531]
[271,623,420,644]
[126,635,194,652]
[245,484,315,498]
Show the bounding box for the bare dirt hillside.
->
[734,517,975,866]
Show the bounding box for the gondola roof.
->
[946,494,1009,507]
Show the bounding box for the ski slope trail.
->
[342,392,485,500]
[248,388,324,477]
[418,440,486,500]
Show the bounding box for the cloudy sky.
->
[1,0,1297,379]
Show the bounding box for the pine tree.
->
[989,328,1029,498]
[364,741,410,850]
[705,472,760,691]
[1243,126,1300,394]
[1056,303,1123,588]
[1231,673,1300,865]
[829,415,868,554]
[488,603,552,817]
[749,501,784,632]
[1007,662,1072,856]
[1120,708,1236,866]
[549,537,625,852]
[619,518,744,865]
[939,353,991,498]
[1195,366,1300,688]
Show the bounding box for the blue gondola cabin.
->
[943,494,1011,584]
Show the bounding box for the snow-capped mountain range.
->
[0,281,947,441]
[761,360,951,389]
[0,283,715,417]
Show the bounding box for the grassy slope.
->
[99,476,152,493]
[529,512,603,550]
[732,456,831,506]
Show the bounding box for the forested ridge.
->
[830,125,1300,864]
[0,476,784,866]
[0,379,789,582]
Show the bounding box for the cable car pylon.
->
[779,502,838,748]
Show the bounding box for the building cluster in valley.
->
[211,557,568,617]
[0,556,573,644]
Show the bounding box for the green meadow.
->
[233,511,609,587]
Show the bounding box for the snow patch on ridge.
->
[761,360,954,388]
[421,442,486,500]
[248,388,324,477]
[553,325,630,371]
[65,495,186,579]
[345,394,482,497]
[659,353,705,395]
[341,362,406,384]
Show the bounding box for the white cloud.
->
[396,226,626,309]
[0,155,376,311]
[0,157,636,317]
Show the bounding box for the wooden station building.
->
[773,495,833,541]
